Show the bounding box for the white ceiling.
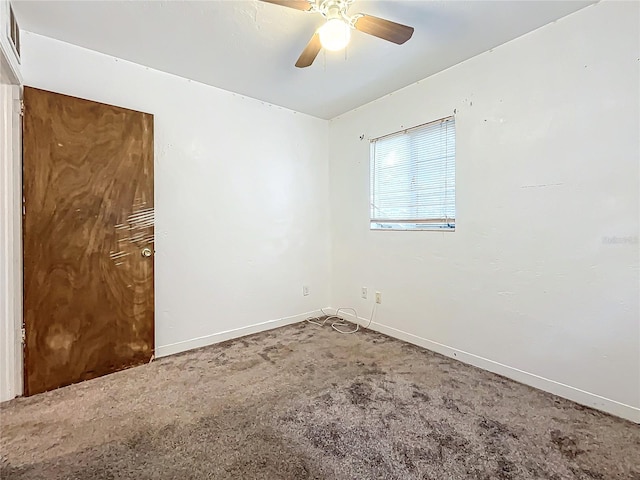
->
[12,0,594,119]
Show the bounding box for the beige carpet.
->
[1,321,639,479]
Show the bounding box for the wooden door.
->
[22,87,154,396]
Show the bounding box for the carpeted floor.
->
[1,321,639,479]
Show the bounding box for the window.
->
[370,117,455,231]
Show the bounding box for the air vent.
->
[8,3,19,61]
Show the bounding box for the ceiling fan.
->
[260,0,415,68]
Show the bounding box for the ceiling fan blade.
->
[295,33,322,68]
[354,14,414,45]
[260,0,314,12]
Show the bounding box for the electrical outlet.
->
[375,291,382,304]
[303,285,310,296]
[361,287,368,299]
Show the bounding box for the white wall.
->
[0,50,22,402]
[328,0,639,422]
[20,32,331,360]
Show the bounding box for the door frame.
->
[0,47,23,402]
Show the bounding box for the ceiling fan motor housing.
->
[318,0,354,23]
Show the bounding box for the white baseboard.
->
[155,308,324,358]
[325,308,640,424]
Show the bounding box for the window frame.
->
[369,116,456,232]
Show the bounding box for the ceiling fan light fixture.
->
[318,18,351,51]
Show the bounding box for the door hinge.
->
[21,327,26,344]
[19,99,24,117]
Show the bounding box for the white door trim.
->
[0,48,23,402]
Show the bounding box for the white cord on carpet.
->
[306,305,377,334]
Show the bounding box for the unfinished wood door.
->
[22,87,154,396]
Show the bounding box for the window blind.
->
[370,117,455,230]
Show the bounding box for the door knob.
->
[141,247,153,258]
